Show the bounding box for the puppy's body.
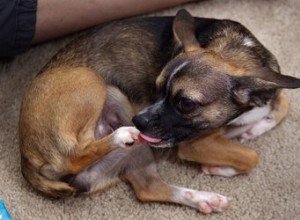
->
[19,10,300,213]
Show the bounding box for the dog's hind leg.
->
[122,146,229,214]
[178,129,258,177]
[224,91,289,142]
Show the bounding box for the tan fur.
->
[178,129,259,174]
[19,67,118,196]
[19,9,300,213]
[272,91,289,124]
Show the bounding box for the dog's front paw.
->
[238,116,276,143]
[112,126,140,148]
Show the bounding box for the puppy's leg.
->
[69,126,140,174]
[67,83,139,174]
[225,91,289,142]
[25,67,138,182]
[123,146,229,214]
[178,129,258,177]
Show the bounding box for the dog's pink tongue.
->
[139,133,162,144]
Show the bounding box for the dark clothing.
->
[0,0,37,57]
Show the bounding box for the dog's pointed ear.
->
[232,70,300,106]
[173,9,202,52]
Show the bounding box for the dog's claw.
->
[125,141,134,146]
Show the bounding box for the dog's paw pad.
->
[184,190,229,214]
[113,126,140,148]
[197,195,229,214]
[201,166,238,177]
[198,201,213,214]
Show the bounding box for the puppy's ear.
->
[232,70,300,107]
[173,9,202,52]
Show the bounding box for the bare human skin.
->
[34,0,196,43]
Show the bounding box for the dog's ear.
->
[232,70,300,106]
[173,9,202,52]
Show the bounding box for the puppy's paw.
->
[201,166,238,177]
[182,190,229,214]
[238,116,276,143]
[112,126,140,148]
[197,194,229,214]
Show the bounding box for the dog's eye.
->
[176,97,196,114]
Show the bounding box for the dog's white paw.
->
[181,189,229,214]
[112,126,140,148]
[201,166,238,177]
[197,193,229,214]
[238,116,276,143]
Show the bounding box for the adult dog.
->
[19,9,300,214]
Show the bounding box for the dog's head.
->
[133,9,300,147]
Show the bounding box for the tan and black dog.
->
[19,10,300,214]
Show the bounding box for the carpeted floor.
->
[1,0,300,219]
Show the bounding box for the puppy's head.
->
[133,9,300,147]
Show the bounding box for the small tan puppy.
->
[19,10,300,214]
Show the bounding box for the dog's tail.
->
[21,158,77,198]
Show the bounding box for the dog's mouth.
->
[139,133,162,144]
[138,133,173,148]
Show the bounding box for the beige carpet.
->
[1,0,300,219]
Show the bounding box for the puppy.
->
[19,9,300,214]
[132,10,299,177]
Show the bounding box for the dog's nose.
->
[132,115,149,131]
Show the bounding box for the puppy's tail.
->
[21,158,77,198]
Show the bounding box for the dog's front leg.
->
[177,129,258,177]
[224,91,289,142]
[123,146,229,214]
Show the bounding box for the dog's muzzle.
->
[132,114,149,132]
